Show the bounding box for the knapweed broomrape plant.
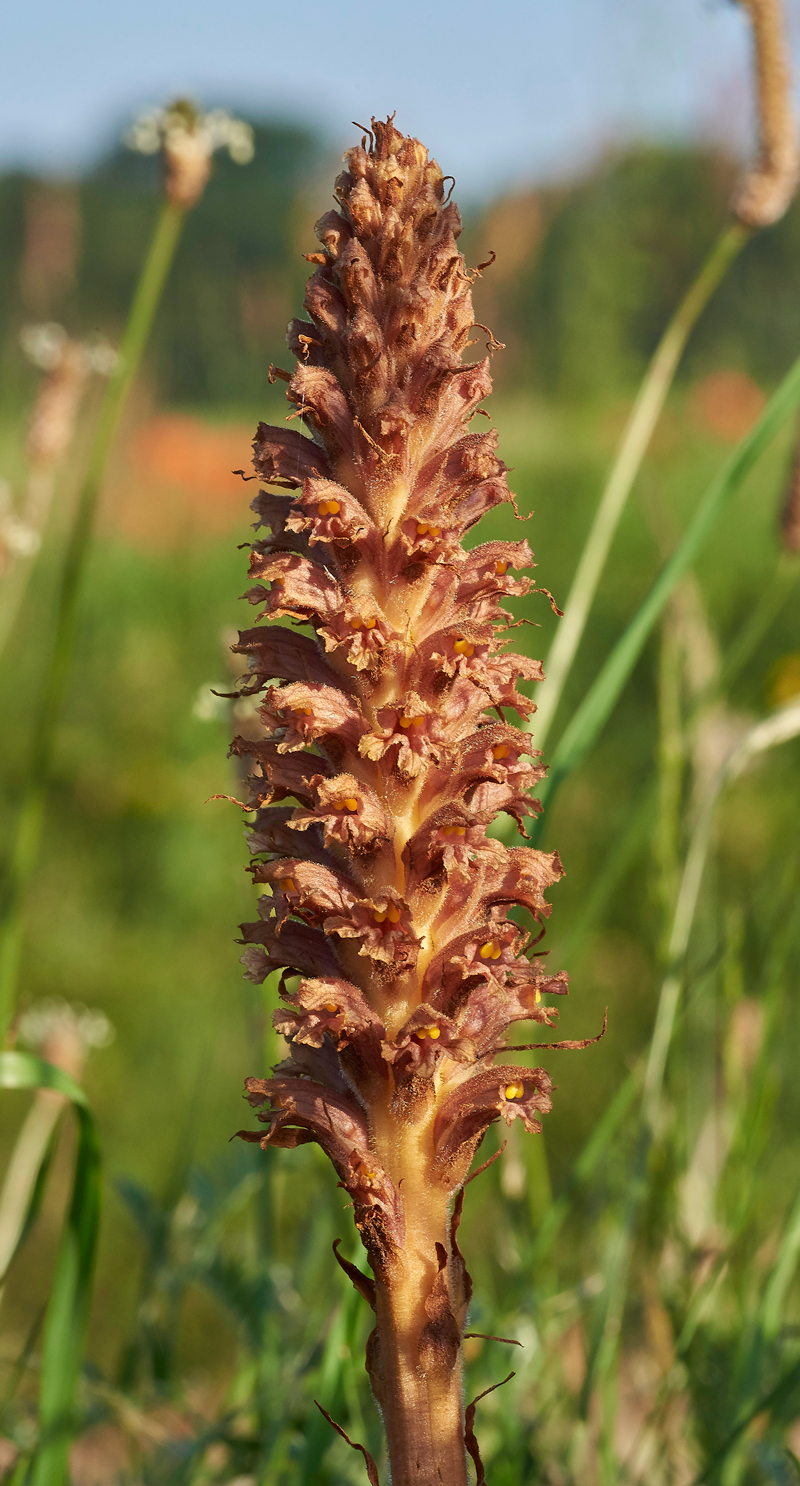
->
[231,117,590,1484]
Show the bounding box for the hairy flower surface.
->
[232,117,571,1486]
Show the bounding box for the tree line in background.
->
[4,121,800,411]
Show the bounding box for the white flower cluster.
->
[125,103,255,167]
[19,321,117,377]
[18,996,115,1053]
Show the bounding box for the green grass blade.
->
[0,1052,101,1486]
[0,200,185,1039]
[530,1067,640,1268]
[532,350,800,836]
[532,221,749,753]
[690,1354,800,1485]
[762,1192,800,1340]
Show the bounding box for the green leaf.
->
[533,348,800,836]
[0,1052,101,1486]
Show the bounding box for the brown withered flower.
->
[231,117,582,1485]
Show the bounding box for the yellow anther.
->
[429,526,441,537]
[323,1002,339,1014]
[535,987,542,1004]
[343,797,359,811]
[453,638,475,657]
[416,522,429,535]
[272,576,284,587]
[296,706,313,717]
[363,617,376,629]
[278,877,296,893]
[495,560,508,575]
[492,743,510,760]
[399,714,425,728]
[415,1025,440,1041]
[373,904,400,926]
[442,825,466,837]
[504,1081,525,1101]
[350,616,362,629]
[479,940,502,961]
[350,615,377,631]
[327,499,341,514]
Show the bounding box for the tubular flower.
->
[231,117,573,1486]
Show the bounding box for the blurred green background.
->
[1,121,799,1483]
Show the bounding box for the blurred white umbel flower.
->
[126,100,254,208]
[0,997,115,1296]
[17,996,114,1077]
[0,325,116,595]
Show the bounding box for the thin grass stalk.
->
[529,355,800,841]
[717,552,799,690]
[0,200,185,1040]
[532,0,799,756]
[644,698,800,1131]
[528,1067,640,1268]
[580,700,800,1421]
[0,1053,101,1486]
[531,221,748,753]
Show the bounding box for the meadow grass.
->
[1,368,798,1481]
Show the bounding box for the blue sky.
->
[4,0,800,198]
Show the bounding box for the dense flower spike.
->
[231,117,571,1486]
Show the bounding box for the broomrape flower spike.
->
[231,116,578,1486]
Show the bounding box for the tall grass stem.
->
[531,222,749,754]
[581,701,800,1412]
[0,201,185,1041]
[0,1053,101,1486]
[532,352,800,839]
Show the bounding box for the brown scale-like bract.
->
[231,116,572,1486]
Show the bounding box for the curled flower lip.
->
[285,477,377,554]
[251,422,331,489]
[232,626,345,691]
[227,739,333,810]
[237,1075,405,1251]
[255,857,364,927]
[433,1064,554,1177]
[419,920,552,1012]
[289,773,392,852]
[259,681,366,756]
[245,552,343,626]
[382,1004,475,1083]
[318,607,394,671]
[326,892,422,971]
[359,695,437,778]
[238,918,342,984]
[274,975,385,1053]
[403,809,506,892]
[247,805,329,865]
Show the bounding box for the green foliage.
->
[0,1053,101,1486]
